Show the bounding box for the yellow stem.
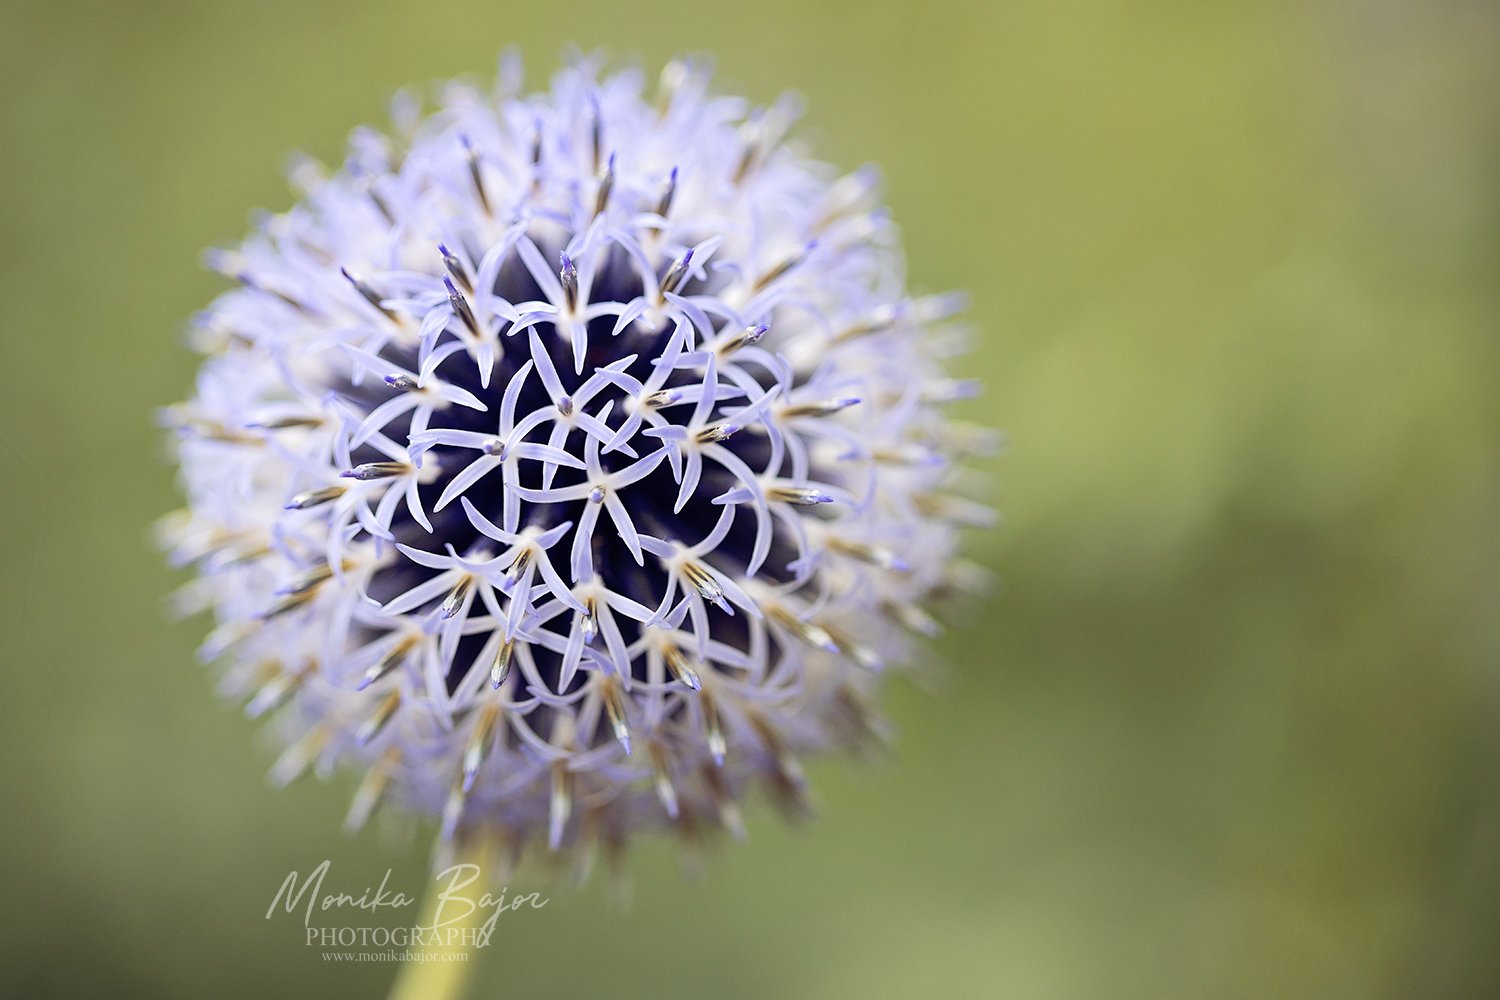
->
[387,839,495,1000]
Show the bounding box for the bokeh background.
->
[2,0,1497,997]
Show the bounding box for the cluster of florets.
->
[162,53,993,876]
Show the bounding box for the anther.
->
[719,323,768,356]
[459,134,491,215]
[340,462,407,481]
[681,562,730,613]
[780,397,861,419]
[601,678,632,756]
[662,644,702,690]
[259,588,318,621]
[559,253,579,312]
[589,98,603,174]
[437,242,471,294]
[593,151,615,217]
[461,702,499,793]
[285,486,345,510]
[490,639,515,689]
[359,634,419,691]
[355,690,401,745]
[344,747,399,833]
[443,276,479,336]
[654,166,678,222]
[695,422,739,444]
[249,415,323,431]
[768,484,835,506]
[580,598,598,643]
[276,562,334,598]
[438,576,474,619]
[751,243,813,294]
[656,61,686,115]
[659,247,693,297]
[767,604,838,653]
[340,267,397,321]
[650,743,679,818]
[701,689,727,765]
[828,537,910,572]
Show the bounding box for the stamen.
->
[921,378,982,404]
[601,678,632,755]
[681,562,731,613]
[383,373,420,392]
[767,484,834,506]
[589,100,603,174]
[276,562,334,598]
[695,422,739,444]
[529,120,544,192]
[834,303,901,344]
[245,664,305,718]
[870,443,936,466]
[171,417,262,445]
[502,549,533,587]
[365,183,396,226]
[443,276,480,336]
[441,772,468,843]
[828,537,910,572]
[344,747,399,833]
[659,247,693,297]
[656,61,686,115]
[883,599,942,638]
[355,690,401,745]
[548,760,572,850]
[340,462,408,481]
[340,267,397,321]
[826,625,882,671]
[268,724,331,788]
[701,689,727,766]
[490,638,515,689]
[654,166,679,222]
[248,415,323,431]
[460,134,491,215]
[559,253,579,312]
[718,322,767,356]
[780,397,860,419]
[749,713,806,791]
[580,598,598,643]
[259,587,318,621]
[359,634,419,691]
[593,151,616,217]
[914,492,998,528]
[649,743,678,818]
[285,485,345,510]
[750,244,811,294]
[461,702,500,793]
[438,575,474,619]
[701,761,744,838]
[767,603,838,653]
[662,644,702,690]
[437,242,471,294]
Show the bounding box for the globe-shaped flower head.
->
[163,53,992,871]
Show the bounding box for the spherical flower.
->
[161,52,993,874]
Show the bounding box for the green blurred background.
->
[2,0,1497,996]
